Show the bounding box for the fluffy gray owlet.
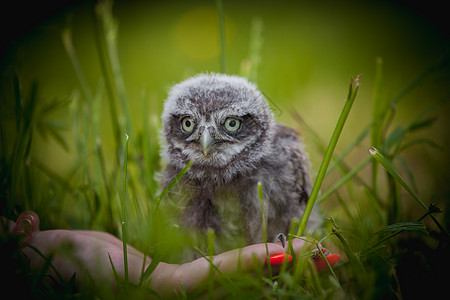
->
[161,73,320,245]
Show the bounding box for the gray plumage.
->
[161,73,320,245]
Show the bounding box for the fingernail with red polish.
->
[314,254,340,271]
[269,253,293,265]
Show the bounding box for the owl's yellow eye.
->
[181,117,195,132]
[224,117,240,132]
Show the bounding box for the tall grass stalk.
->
[25,243,73,292]
[240,18,263,82]
[3,76,32,214]
[62,29,94,103]
[193,246,234,287]
[297,75,360,236]
[317,90,447,206]
[108,253,120,285]
[92,80,115,230]
[371,57,384,198]
[369,147,448,235]
[207,229,215,299]
[92,0,124,160]
[141,92,158,199]
[362,221,428,256]
[121,134,130,283]
[324,57,448,177]
[96,0,134,140]
[317,156,372,203]
[258,181,272,279]
[138,252,160,288]
[215,0,227,73]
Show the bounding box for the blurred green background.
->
[2,2,450,298]
[1,0,449,225]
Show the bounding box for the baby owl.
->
[161,73,320,245]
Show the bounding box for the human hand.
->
[4,211,337,297]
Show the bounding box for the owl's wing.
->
[272,124,312,204]
[265,124,321,236]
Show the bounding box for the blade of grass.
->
[362,185,386,224]
[325,57,448,176]
[31,158,75,192]
[13,74,22,132]
[315,244,338,279]
[96,0,134,140]
[384,94,448,157]
[291,110,356,177]
[286,218,299,256]
[289,232,340,282]
[62,27,101,212]
[121,134,130,283]
[215,0,227,73]
[1,75,21,210]
[193,246,234,287]
[258,181,272,279]
[291,108,375,203]
[108,253,121,286]
[371,57,384,198]
[141,91,154,199]
[317,156,372,203]
[297,75,360,236]
[399,138,442,153]
[406,93,449,132]
[138,252,161,288]
[62,26,110,226]
[39,121,70,152]
[91,80,115,230]
[240,17,263,82]
[25,243,73,292]
[22,81,38,140]
[389,93,449,158]
[370,147,426,211]
[369,147,449,235]
[92,0,122,161]
[362,213,432,257]
[397,155,418,192]
[141,94,162,203]
[328,218,366,288]
[155,160,193,210]
[335,192,358,223]
[327,122,370,174]
[207,229,215,299]
[62,28,94,103]
[179,283,188,299]
[372,221,428,235]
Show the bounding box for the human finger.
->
[11,211,40,245]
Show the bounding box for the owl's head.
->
[162,73,275,178]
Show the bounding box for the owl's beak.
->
[199,126,216,155]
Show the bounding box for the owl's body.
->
[161,73,319,245]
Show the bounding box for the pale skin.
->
[4,212,319,297]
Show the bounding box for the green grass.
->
[1,1,449,299]
[297,74,360,237]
